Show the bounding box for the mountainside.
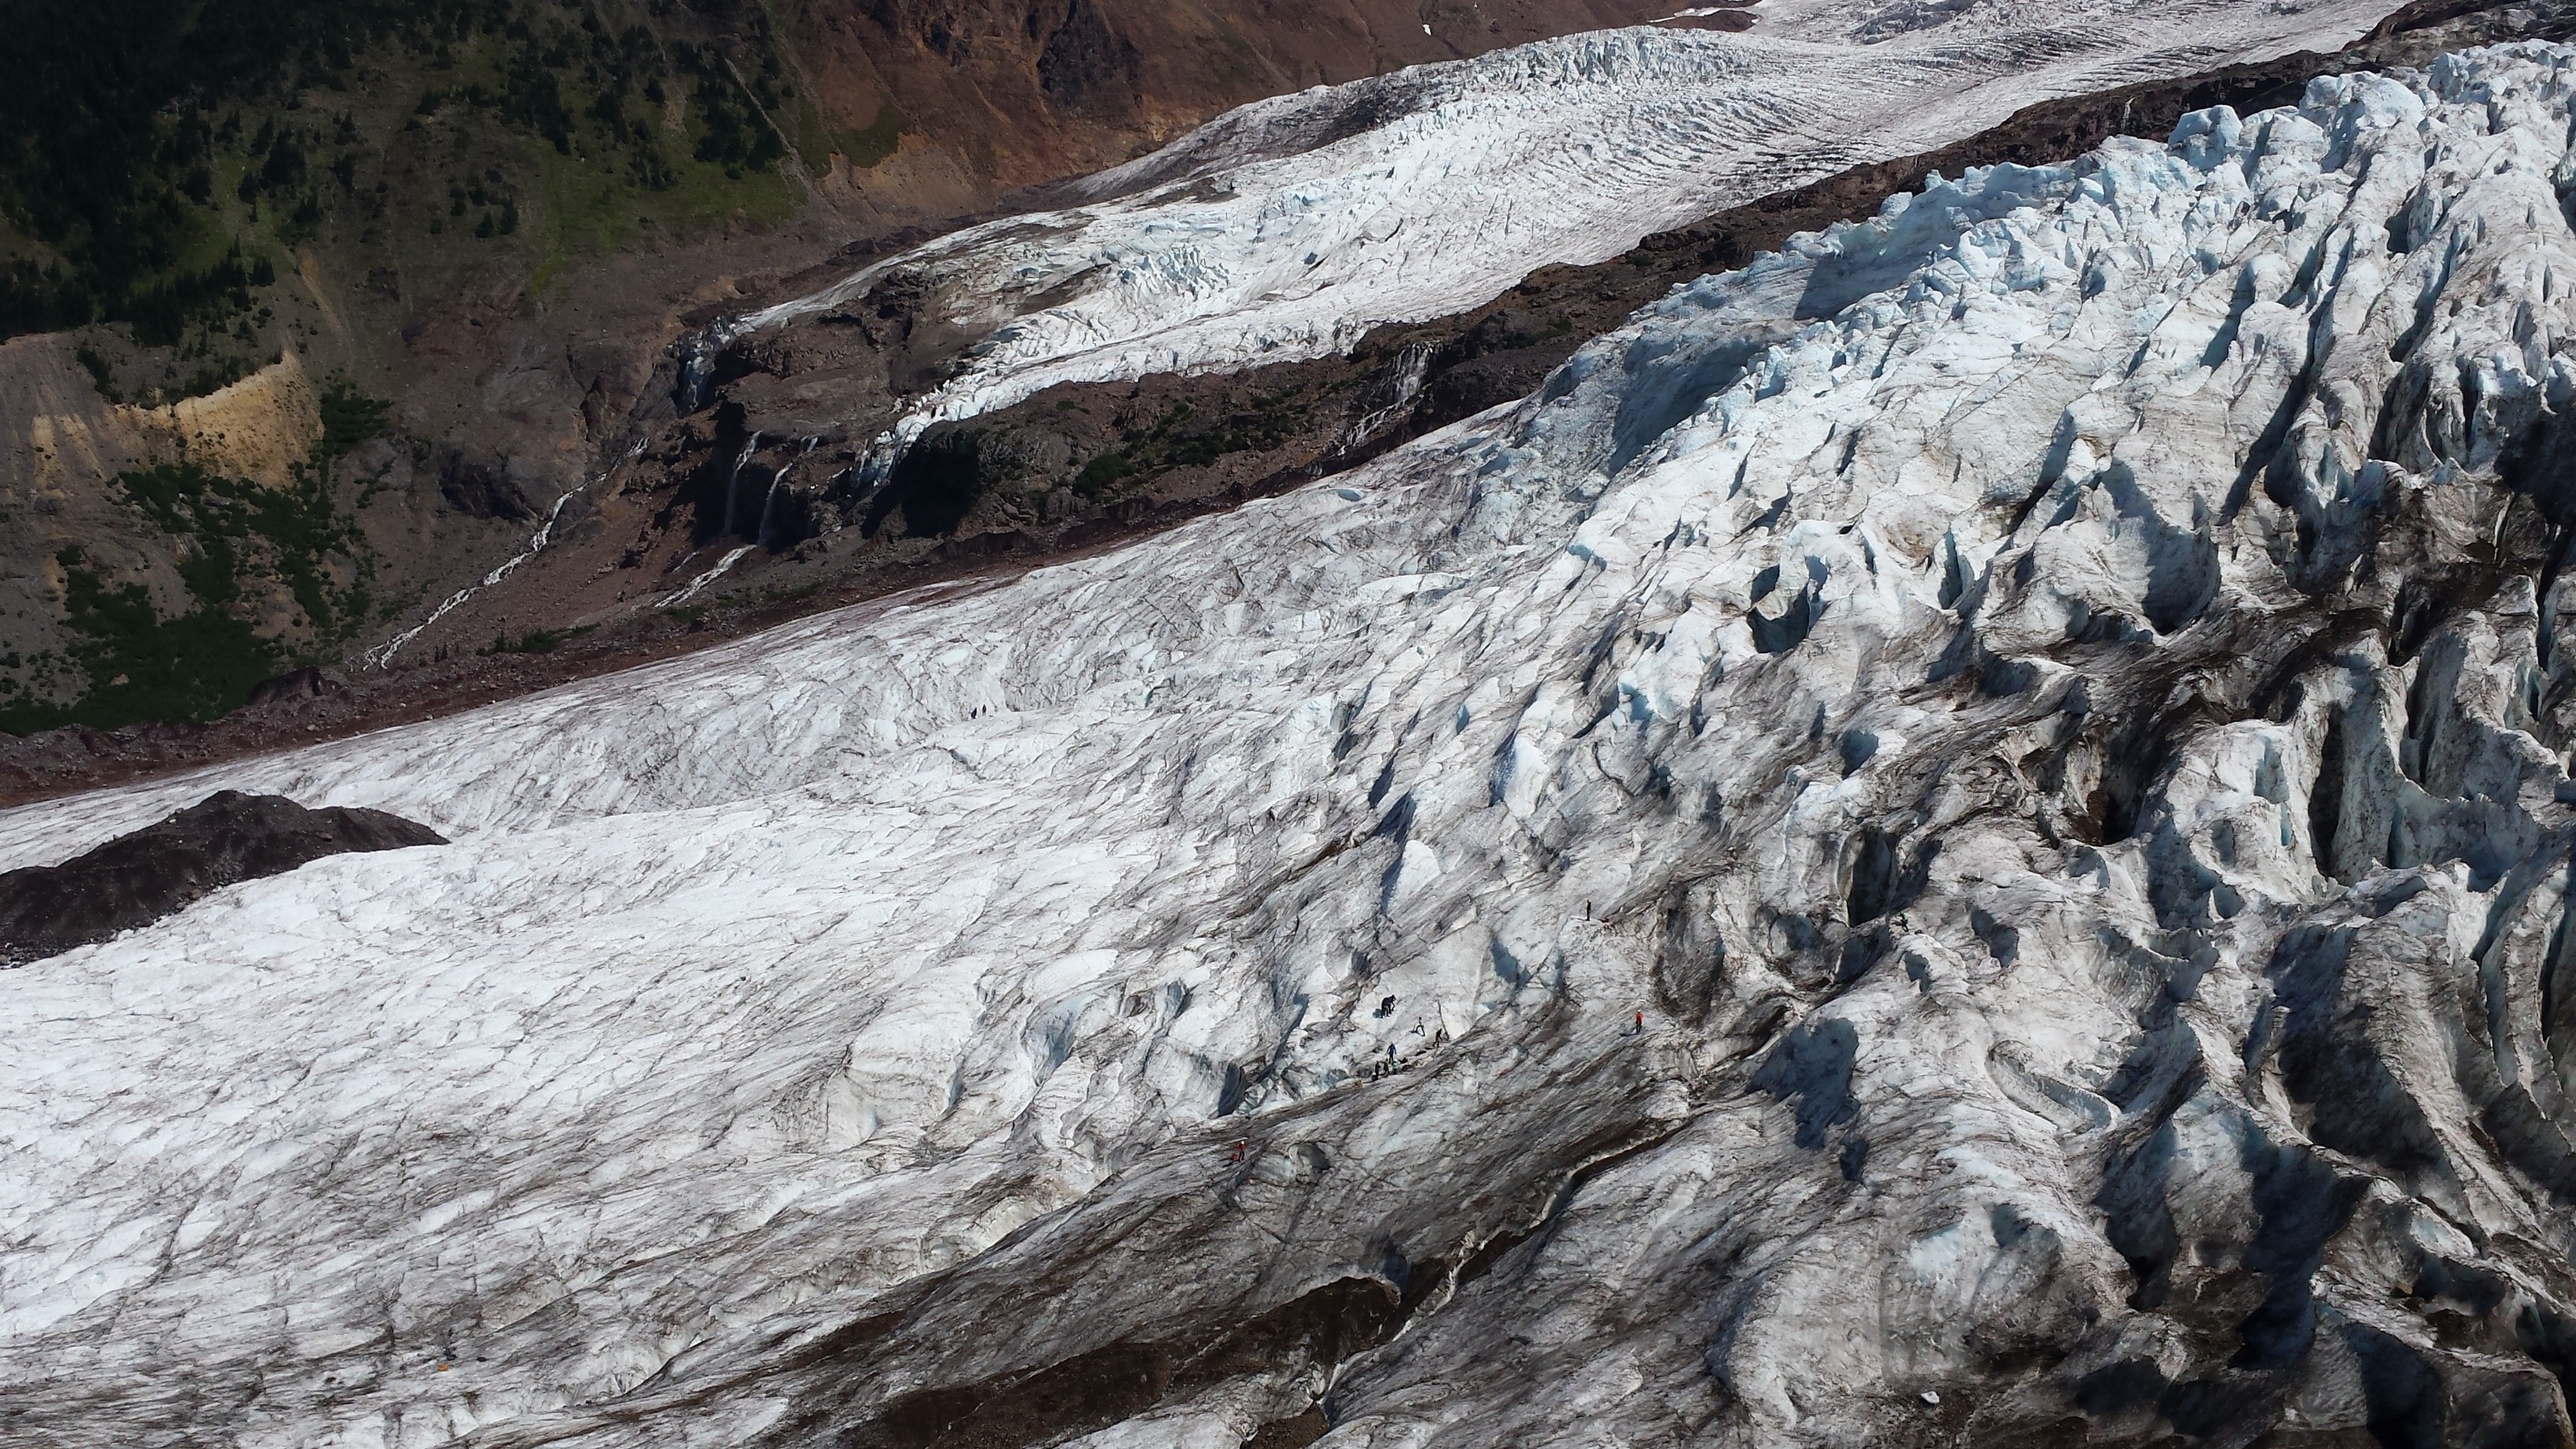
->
[13,0,2566,809]
[17,32,2576,1447]
[362,0,2447,666]
[0,0,1681,737]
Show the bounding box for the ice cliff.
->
[18,36,2576,1449]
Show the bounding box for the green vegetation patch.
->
[74,337,281,408]
[74,346,120,402]
[2,546,285,733]
[2,0,829,346]
[0,452,378,736]
[318,380,391,455]
[118,459,376,644]
[1073,450,1132,499]
[0,0,344,343]
[1073,390,1307,499]
[782,85,904,174]
[837,95,907,169]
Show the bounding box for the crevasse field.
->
[24,8,2576,1448]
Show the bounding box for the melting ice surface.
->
[24,25,2576,1449]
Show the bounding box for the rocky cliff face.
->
[14,36,2576,1449]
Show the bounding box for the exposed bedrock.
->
[0,791,445,966]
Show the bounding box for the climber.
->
[1633,1009,1645,1035]
[1375,994,1398,1018]
[1229,1139,1248,1164]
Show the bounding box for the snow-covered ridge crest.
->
[726,0,2414,481]
[18,36,2576,1449]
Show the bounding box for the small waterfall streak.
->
[662,545,756,608]
[756,438,820,549]
[835,429,910,515]
[364,439,646,670]
[364,492,576,669]
[1339,340,1436,451]
[718,432,762,540]
[673,317,752,415]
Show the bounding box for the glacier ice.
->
[728,0,2419,475]
[19,32,2576,1449]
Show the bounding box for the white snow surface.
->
[740,0,2414,465]
[19,31,2576,1449]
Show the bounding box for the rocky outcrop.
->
[0,790,444,966]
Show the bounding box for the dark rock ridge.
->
[0,792,446,966]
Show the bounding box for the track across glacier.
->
[21,28,2576,1449]
[733,0,2422,470]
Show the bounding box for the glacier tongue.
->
[20,34,2576,1449]
[730,0,2420,470]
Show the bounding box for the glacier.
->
[17,32,2576,1449]
[717,0,2423,475]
